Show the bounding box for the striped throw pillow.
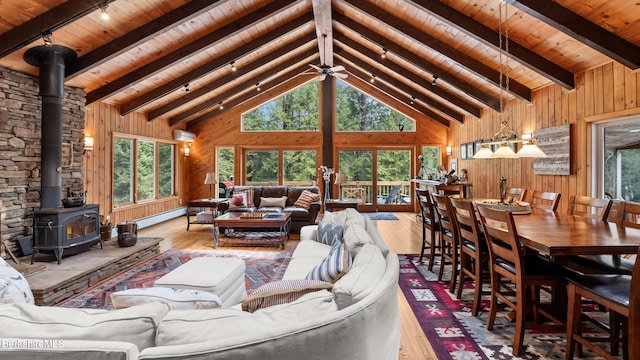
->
[305,241,352,283]
[293,189,320,209]
[241,279,333,313]
[233,189,255,207]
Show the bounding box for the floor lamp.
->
[204,172,217,199]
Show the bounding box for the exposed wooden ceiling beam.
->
[0,0,114,59]
[122,16,314,116]
[333,12,501,112]
[407,0,574,89]
[171,51,318,126]
[342,0,531,103]
[311,0,333,67]
[186,63,316,130]
[66,0,228,79]
[86,0,299,105]
[338,59,452,127]
[334,32,482,118]
[504,0,640,69]
[337,51,465,123]
[147,34,316,121]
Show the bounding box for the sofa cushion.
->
[333,244,386,309]
[293,189,320,209]
[156,290,337,347]
[305,241,352,283]
[317,221,343,246]
[343,222,375,258]
[259,196,287,209]
[111,287,222,310]
[0,302,169,351]
[241,279,333,312]
[0,258,34,305]
[261,186,287,199]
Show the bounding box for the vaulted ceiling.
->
[1,0,639,130]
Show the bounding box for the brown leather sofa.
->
[217,185,321,232]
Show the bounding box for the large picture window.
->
[113,135,176,207]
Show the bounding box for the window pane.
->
[158,143,174,197]
[217,147,235,186]
[420,146,441,179]
[377,150,411,204]
[336,80,414,132]
[136,141,155,201]
[242,82,319,131]
[338,150,373,203]
[603,121,640,201]
[113,138,133,206]
[283,150,316,185]
[246,150,278,185]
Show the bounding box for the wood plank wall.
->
[449,61,640,211]
[84,102,188,225]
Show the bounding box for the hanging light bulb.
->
[100,4,109,20]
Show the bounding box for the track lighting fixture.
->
[184,83,189,92]
[370,74,376,83]
[256,83,261,91]
[381,48,388,59]
[431,75,438,86]
[100,4,109,20]
[230,61,237,72]
[42,32,53,46]
[410,96,415,105]
[219,101,224,110]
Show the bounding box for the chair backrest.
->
[477,205,524,277]
[342,187,365,203]
[620,200,640,229]
[450,198,483,252]
[567,194,612,221]
[431,193,457,236]
[630,246,640,360]
[415,188,437,228]
[385,185,402,204]
[527,190,561,212]
[607,199,625,224]
[506,188,527,202]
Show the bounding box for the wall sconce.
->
[184,146,190,157]
[84,136,94,153]
[445,146,452,156]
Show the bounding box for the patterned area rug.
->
[398,254,616,360]
[57,247,295,310]
[364,212,399,220]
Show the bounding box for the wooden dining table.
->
[512,208,640,257]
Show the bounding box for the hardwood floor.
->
[138,212,437,359]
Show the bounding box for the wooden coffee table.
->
[212,212,292,249]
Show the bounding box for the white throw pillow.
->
[0,257,34,305]
[259,196,287,208]
[111,287,222,310]
[342,222,375,258]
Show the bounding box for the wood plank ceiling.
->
[1,0,639,130]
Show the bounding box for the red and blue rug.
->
[57,247,294,310]
[398,254,615,360]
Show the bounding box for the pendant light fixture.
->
[473,1,546,159]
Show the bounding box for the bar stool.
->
[431,193,459,294]
[415,188,440,269]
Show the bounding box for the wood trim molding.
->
[584,108,640,123]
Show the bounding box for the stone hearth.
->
[23,237,163,306]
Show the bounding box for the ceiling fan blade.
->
[334,72,348,79]
[309,64,321,71]
[329,65,344,72]
[319,74,327,81]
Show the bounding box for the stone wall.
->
[0,66,86,255]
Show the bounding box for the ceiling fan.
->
[309,64,347,81]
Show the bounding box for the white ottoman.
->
[154,257,247,307]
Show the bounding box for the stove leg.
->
[54,248,63,264]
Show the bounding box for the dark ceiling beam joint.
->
[333,32,482,118]
[0,0,115,59]
[186,63,316,130]
[342,0,531,103]
[333,11,501,112]
[407,0,574,89]
[66,0,228,79]
[504,0,640,70]
[85,0,300,105]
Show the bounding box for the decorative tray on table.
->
[241,212,266,219]
[474,199,532,214]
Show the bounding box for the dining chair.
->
[607,199,625,224]
[527,190,561,212]
[567,194,612,221]
[431,193,459,293]
[450,198,489,316]
[506,188,527,202]
[566,245,640,360]
[477,205,566,356]
[415,188,440,268]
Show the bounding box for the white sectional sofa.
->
[0,209,400,360]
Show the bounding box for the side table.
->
[325,199,360,212]
[186,198,228,230]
